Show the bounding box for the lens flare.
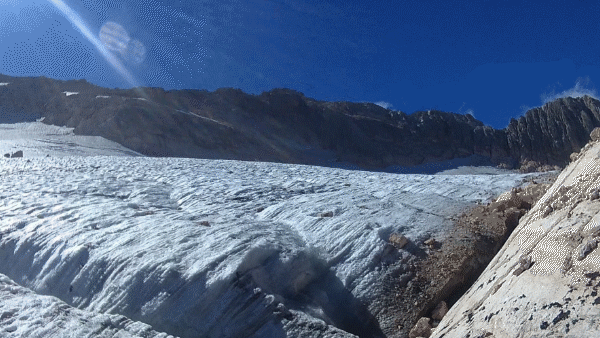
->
[124,39,146,64]
[99,22,146,65]
[47,0,143,92]
[99,21,131,52]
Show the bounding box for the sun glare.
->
[47,0,144,94]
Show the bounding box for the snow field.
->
[0,122,142,157]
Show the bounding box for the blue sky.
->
[1,0,600,128]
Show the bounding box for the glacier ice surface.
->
[0,122,542,337]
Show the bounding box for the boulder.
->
[389,232,408,249]
[494,188,524,209]
[319,211,334,218]
[424,238,437,250]
[570,151,580,162]
[409,317,432,338]
[11,150,23,158]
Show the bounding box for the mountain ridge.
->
[1,73,599,172]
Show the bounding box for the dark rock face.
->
[505,96,600,169]
[2,73,600,171]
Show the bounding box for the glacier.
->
[0,122,545,337]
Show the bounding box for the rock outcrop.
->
[3,150,23,158]
[431,128,600,337]
[1,73,600,172]
[505,96,600,171]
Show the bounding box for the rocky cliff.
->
[1,73,600,172]
[506,95,600,172]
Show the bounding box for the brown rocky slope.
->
[390,173,558,338]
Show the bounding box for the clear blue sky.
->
[1,0,600,128]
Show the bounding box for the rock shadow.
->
[289,269,386,338]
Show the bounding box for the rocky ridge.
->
[505,95,600,172]
[1,74,600,172]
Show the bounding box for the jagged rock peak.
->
[505,95,600,171]
[260,87,306,97]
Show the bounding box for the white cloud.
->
[374,101,393,109]
[457,102,474,117]
[541,77,599,104]
[519,104,533,115]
